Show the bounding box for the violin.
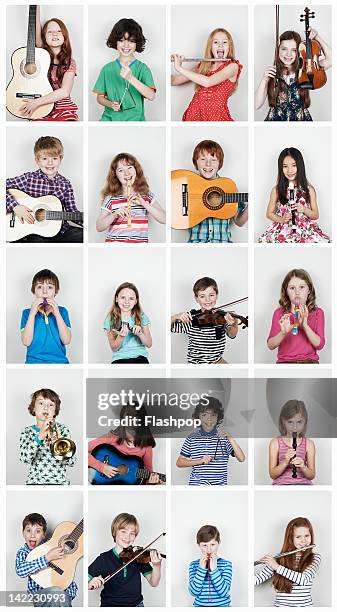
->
[101,533,166,586]
[190,297,248,330]
[298,7,327,90]
[120,546,166,564]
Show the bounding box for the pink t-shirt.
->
[267,306,325,363]
[88,432,153,473]
[272,436,313,485]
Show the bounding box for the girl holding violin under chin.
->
[171,277,239,364]
[88,513,162,607]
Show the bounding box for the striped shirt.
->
[32,59,78,122]
[15,543,78,599]
[6,168,80,235]
[189,558,232,607]
[101,192,155,243]
[180,429,234,485]
[171,316,230,364]
[254,553,321,607]
[272,437,312,486]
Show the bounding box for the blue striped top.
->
[189,557,232,607]
[180,428,234,485]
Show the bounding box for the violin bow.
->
[190,297,248,318]
[102,532,166,585]
[206,296,248,315]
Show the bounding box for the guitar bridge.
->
[9,212,16,228]
[182,183,188,216]
[16,93,42,99]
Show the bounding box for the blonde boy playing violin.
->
[88,513,162,607]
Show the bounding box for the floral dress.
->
[182,59,243,121]
[258,186,330,243]
[265,74,312,121]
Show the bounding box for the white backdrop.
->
[254,4,332,121]
[87,247,166,363]
[254,438,331,486]
[88,490,166,607]
[172,490,248,607]
[254,125,332,241]
[254,248,331,363]
[6,5,83,121]
[171,5,248,121]
[171,437,248,485]
[6,124,83,212]
[6,491,84,607]
[88,5,165,121]
[171,125,248,243]
[88,126,166,243]
[171,247,248,364]
[6,368,83,485]
[254,490,331,606]
[6,247,83,363]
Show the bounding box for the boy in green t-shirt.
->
[93,18,156,121]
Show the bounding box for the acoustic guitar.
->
[6,5,54,119]
[26,519,83,590]
[6,189,83,241]
[90,445,166,485]
[171,169,248,229]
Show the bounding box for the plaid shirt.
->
[188,173,247,243]
[15,543,78,599]
[6,169,81,235]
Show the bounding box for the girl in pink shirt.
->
[88,404,163,484]
[269,399,315,485]
[267,268,325,363]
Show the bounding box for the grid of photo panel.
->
[2,0,337,609]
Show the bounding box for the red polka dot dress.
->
[182,59,242,122]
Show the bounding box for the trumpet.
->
[254,544,315,566]
[47,420,76,461]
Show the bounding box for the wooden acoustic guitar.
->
[6,5,54,119]
[26,519,83,589]
[171,169,248,229]
[7,189,83,241]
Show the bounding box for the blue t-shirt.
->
[103,312,150,362]
[20,307,71,364]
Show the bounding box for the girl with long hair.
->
[103,282,152,364]
[172,28,243,121]
[255,517,321,606]
[96,153,165,243]
[258,147,330,242]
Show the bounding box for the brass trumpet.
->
[48,420,76,461]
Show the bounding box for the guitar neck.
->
[68,519,84,543]
[136,468,166,483]
[223,193,248,203]
[27,5,37,64]
[46,212,83,221]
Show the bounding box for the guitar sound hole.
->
[64,539,75,551]
[35,208,46,222]
[24,62,37,76]
[203,187,224,211]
